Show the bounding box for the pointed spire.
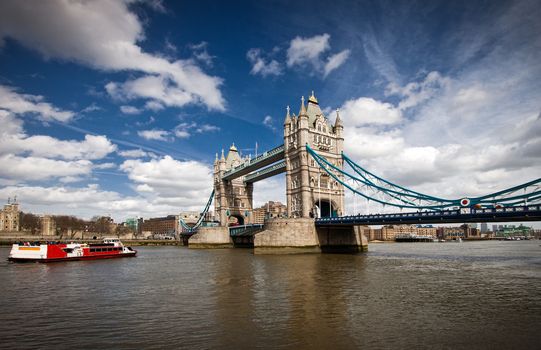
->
[299,96,306,116]
[284,105,291,125]
[215,153,219,161]
[334,108,343,127]
[308,90,318,104]
[220,149,225,161]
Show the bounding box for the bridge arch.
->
[315,199,338,218]
[228,214,245,226]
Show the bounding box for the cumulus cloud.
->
[120,156,213,206]
[0,85,74,122]
[0,109,116,182]
[0,0,225,111]
[340,97,402,126]
[286,33,349,77]
[0,133,116,160]
[247,48,282,77]
[0,154,93,181]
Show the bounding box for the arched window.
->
[323,126,327,133]
[317,124,321,132]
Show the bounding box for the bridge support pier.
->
[188,227,233,249]
[316,225,369,253]
[254,218,320,254]
[253,219,368,254]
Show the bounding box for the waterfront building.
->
[0,199,20,232]
[40,215,56,236]
[124,218,139,232]
[481,223,488,233]
[141,215,179,237]
[417,225,437,238]
[253,201,288,224]
[179,211,214,225]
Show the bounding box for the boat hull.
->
[8,251,136,263]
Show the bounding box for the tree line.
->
[19,212,136,237]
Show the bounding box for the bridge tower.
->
[214,144,254,226]
[284,92,345,218]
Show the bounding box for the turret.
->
[334,108,343,133]
[284,105,291,125]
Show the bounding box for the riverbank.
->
[0,237,180,246]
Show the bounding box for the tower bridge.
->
[183,92,541,253]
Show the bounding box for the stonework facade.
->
[0,201,19,232]
[214,144,254,226]
[284,92,344,218]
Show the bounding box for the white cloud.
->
[94,162,116,170]
[0,85,74,122]
[174,129,190,139]
[287,34,330,67]
[340,97,402,126]
[324,49,350,77]
[120,105,142,115]
[262,115,275,131]
[0,134,116,160]
[246,48,282,77]
[386,71,450,110]
[0,0,225,111]
[190,41,214,67]
[0,154,92,181]
[118,149,153,158]
[120,156,213,206]
[286,33,349,77]
[137,129,171,141]
[173,121,220,139]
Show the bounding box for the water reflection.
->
[0,241,539,349]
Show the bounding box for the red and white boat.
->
[8,238,137,262]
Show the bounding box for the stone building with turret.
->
[284,92,345,218]
[0,199,20,232]
[214,144,254,226]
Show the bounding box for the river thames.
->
[0,241,539,349]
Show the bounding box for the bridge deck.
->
[222,145,284,181]
[315,205,541,226]
[245,160,286,183]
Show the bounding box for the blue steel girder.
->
[244,160,286,183]
[315,205,541,226]
[222,145,285,180]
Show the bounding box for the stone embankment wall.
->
[189,226,232,248]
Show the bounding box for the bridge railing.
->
[223,145,284,178]
[229,224,264,237]
[315,205,541,225]
[244,160,286,183]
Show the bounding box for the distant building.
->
[41,215,56,236]
[480,223,488,233]
[141,215,179,237]
[124,218,139,232]
[179,211,213,225]
[252,201,287,224]
[0,199,20,232]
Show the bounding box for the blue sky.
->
[0,0,540,223]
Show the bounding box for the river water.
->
[0,241,539,349]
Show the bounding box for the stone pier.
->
[254,218,320,254]
[188,227,233,248]
[253,218,368,254]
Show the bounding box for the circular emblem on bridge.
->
[460,198,471,207]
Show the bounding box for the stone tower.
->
[213,144,254,226]
[284,92,344,218]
